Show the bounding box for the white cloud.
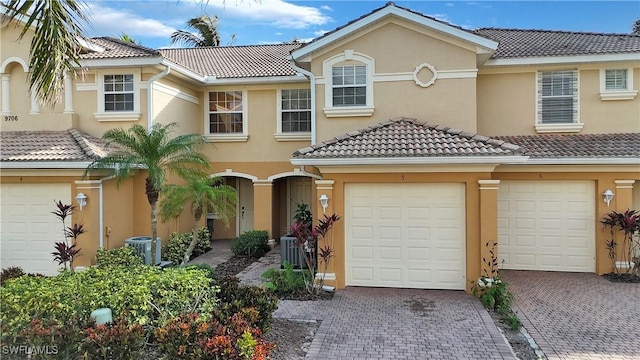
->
[314,29,329,37]
[321,5,333,11]
[85,3,175,38]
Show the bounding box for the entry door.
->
[288,177,312,228]
[238,178,254,235]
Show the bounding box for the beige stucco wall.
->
[478,64,640,136]
[307,19,479,141]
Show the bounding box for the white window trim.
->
[94,70,141,121]
[204,90,248,142]
[535,70,583,133]
[599,68,637,100]
[275,89,311,142]
[322,50,374,117]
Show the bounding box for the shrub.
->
[261,261,306,298]
[81,314,145,360]
[15,316,87,360]
[163,227,212,265]
[0,267,25,286]
[96,247,144,267]
[0,266,218,337]
[213,276,278,332]
[231,230,270,258]
[472,241,515,316]
[185,263,216,279]
[155,311,274,360]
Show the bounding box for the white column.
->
[29,90,40,114]
[64,72,73,113]
[1,75,10,114]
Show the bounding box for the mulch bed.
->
[213,255,258,278]
[602,272,640,283]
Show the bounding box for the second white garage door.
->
[0,183,71,275]
[498,180,595,272]
[345,183,466,290]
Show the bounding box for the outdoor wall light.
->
[75,192,87,211]
[603,189,614,207]
[319,194,329,213]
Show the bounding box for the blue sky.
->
[82,1,640,49]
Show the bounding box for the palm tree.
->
[84,123,212,260]
[170,15,221,47]
[118,32,138,44]
[159,176,237,266]
[2,0,90,107]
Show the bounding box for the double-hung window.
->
[104,74,134,111]
[281,89,311,132]
[536,70,582,132]
[600,68,637,100]
[208,91,244,134]
[332,66,366,107]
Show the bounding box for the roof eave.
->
[291,5,497,61]
[524,157,640,165]
[291,155,529,166]
[79,57,162,67]
[483,53,640,66]
[0,161,95,169]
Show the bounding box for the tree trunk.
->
[181,212,203,266]
[146,177,160,265]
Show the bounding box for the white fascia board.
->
[203,75,308,85]
[79,57,162,68]
[291,6,497,60]
[525,157,640,165]
[0,161,94,169]
[291,156,529,166]
[484,53,640,67]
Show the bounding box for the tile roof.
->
[0,129,112,162]
[473,28,640,58]
[294,118,523,159]
[80,37,159,59]
[496,133,640,158]
[160,44,302,78]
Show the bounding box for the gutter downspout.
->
[147,66,170,129]
[287,57,317,145]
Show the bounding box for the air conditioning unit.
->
[124,236,161,265]
[280,235,311,270]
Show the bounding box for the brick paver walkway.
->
[502,270,640,360]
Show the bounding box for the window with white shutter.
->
[535,70,583,133]
[599,68,637,101]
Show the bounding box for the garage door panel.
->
[346,183,466,290]
[351,246,373,260]
[498,180,595,272]
[1,184,71,275]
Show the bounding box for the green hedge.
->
[96,247,144,267]
[162,227,211,265]
[0,266,218,337]
[230,230,270,258]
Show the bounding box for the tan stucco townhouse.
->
[1,3,639,292]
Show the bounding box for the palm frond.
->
[3,0,90,107]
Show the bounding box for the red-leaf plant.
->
[290,213,340,295]
[51,200,84,271]
[601,209,640,274]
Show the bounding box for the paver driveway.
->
[502,270,640,360]
[273,287,515,360]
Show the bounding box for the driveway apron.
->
[273,287,515,360]
[502,270,640,360]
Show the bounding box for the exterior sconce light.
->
[603,189,614,207]
[75,192,87,211]
[319,194,329,213]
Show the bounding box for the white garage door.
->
[345,183,466,290]
[498,180,595,272]
[1,183,71,275]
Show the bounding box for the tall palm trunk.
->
[146,177,160,264]
[182,206,204,266]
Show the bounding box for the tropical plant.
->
[471,241,516,317]
[601,209,640,274]
[289,212,340,295]
[117,32,138,44]
[170,14,222,47]
[84,122,211,262]
[51,200,84,270]
[162,228,213,266]
[159,176,237,266]
[2,0,90,107]
[95,247,144,267]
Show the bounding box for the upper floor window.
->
[332,66,366,107]
[536,70,583,133]
[600,68,637,101]
[322,50,374,117]
[282,89,311,132]
[104,74,134,111]
[206,91,248,142]
[94,70,141,121]
[275,89,311,141]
